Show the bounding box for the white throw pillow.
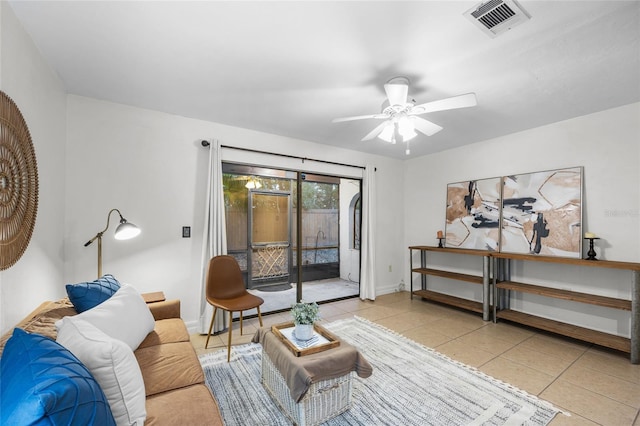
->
[57,283,155,351]
[56,318,146,426]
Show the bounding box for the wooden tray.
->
[271,321,340,357]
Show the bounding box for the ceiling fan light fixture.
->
[401,127,418,142]
[398,116,415,137]
[378,119,418,144]
[378,124,395,144]
[333,77,477,153]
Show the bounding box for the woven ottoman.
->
[261,350,353,426]
[252,324,372,426]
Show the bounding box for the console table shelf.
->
[411,268,484,285]
[492,252,640,271]
[412,289,484,314]
[496,309,630,353]
[495,281,632,311]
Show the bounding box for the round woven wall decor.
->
[0,91,39,270]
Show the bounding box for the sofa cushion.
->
[138,318,190,349]
[0,299,76,355]
[57,318,147,426]
[66,274,121,313]
[147,298,181,321]
[0,328,115,426]
[145,384,223,426]
[135,341,205,397]
[57,283,155,351]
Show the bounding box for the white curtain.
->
[198,140,228,334]
[360,164,376,300]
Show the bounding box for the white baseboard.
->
[376,284,406,297]
[185,320,199,334]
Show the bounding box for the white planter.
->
[294,323,314,341]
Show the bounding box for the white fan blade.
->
[361,121,389,141]
[332,114,387,123]
[384,82,409,107]
[410,93,477,115]
[413,116,443,136]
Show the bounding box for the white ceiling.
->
[8,1,640,159]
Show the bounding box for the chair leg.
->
[205,307,218,349]
[257,305,263,327]
[239,311,243,335]
[227,310,233,362]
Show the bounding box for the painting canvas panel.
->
[500,167,582,258]
[445,177,501,251]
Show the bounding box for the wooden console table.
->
[408,246,640,363]
[492,253,640,364]
[409,246,491,321]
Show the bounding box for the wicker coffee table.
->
[252,323,372,426]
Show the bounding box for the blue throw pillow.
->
[66,274,121,313]
[0,328,115,425]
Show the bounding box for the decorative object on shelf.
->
[0,91,39,270]
[445,177,501,251]
[84,209,141,278]
[500,166,582,258]
[437,230,444,248]
[584,233,600,260]
[291,301,320,341]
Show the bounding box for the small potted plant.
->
[291,301,320,341]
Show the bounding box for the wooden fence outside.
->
[226,208,338,251]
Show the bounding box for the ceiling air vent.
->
[464,0,530,38]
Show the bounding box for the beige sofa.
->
[0,297,224,425]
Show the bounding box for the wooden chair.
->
[204,255,264,362]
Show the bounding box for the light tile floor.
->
[191,291,640,425]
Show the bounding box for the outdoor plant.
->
[291,301,320,325]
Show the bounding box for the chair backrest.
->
[206,255,248,302]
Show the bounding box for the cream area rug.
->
[200,317,560,425]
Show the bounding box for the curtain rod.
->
[201,140,369,171]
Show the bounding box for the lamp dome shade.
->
[114,221,141,240]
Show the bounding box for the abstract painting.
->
[500,167,582,258]
[445,177,502,251]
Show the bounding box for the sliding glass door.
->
[222,163,360,314]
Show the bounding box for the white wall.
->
[404,102,640,336]
[65,96,405,329]
[339,178,360,283]
[0,3,67,334]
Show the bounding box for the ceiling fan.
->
[332,77,477,154]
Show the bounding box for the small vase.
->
[294,323,314,341]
